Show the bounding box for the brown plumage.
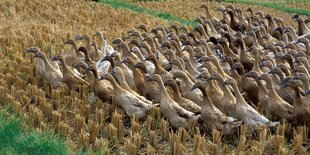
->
[52,54,88,91]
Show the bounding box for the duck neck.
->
[252,33,260,48]
[222,43,238,59]
[298,20,310,35]
[71,41,78,51]
[115,73,130,90]
[155,34,164,45]
[198,86,214,107]
[230,82,245,104]
[186,60,198,74]
[174,45,183,58]
[229,12,237,26]
[208,22,217,35]
[231,70,241,80]
[157,78,169,98]
[268,17,277,30]
[169,84,182,101]
[59,58,70,74]
[98,33,107,56]
[179,73,194,89]
[213,60,227,79]
[252,50,263,74]
[150,41,158,53]
[275,71,285,83]
[93,42,101,60]
[300,78,310,91]
[80,50,92,64]
[40,54,54,71]
[264,77,277,95]
[121,44,131,59]
[205,7,213,19]
[303,40,310,54]
[153,59,166,75]
[109,76,122,92]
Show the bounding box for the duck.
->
[146,74,200,129]
[100,73,153,121]
[256,73,295,121]
[110,52,135,89]
[130,46,155,74]
[94,31,114,56]
[282,79,310,127]
[80,34,99,61]
[292,15,310,36]
[207,73,237,118]
[51,54,88,91]
[222,78,279,128]
[111,66,153,105]
[293,72,310,91]
[133,62,161,102]
[31,50,63,89]
[25,47,47,79]
[145,54,172,81]
[231,62,259,104]
[234,38,254,72]
[191,81,241,135]
[164,79,201,113]
[173,70,203,106]
[85,64,113,102]
[201,3,219,24]
[268,67,295,105]
[64,38,84,66]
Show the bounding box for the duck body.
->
[147,74,199,129]
[34,51,64,88]
[223,78,279,128]
[101,74,153,121]
[192,82,241,135]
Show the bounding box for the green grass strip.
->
[0,109,71,155]
[98,0,198,27]
[222,0,310,16]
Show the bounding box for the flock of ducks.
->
[25,4,310,135]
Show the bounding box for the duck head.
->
[222,78,235,87]
[25,47,40,54]
[133,62,148,74]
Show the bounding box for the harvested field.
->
[0,0,310,154]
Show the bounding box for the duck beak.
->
[280,81,290,88]
[190,85,197,92]
[72,63,77,68]
[195,74,202,79]
[145,75,153,82]
[221,81,228,87]
[303,90,310,96]
[25,49,33,53]
[98,76,104,81]
[206,76,213,81]
[51,57,57,61]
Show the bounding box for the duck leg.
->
[49,84,52,98]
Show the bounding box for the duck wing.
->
[122,92,152,109]
[73,74,89,86]
[245,106,269,123]
[172,102,194,119]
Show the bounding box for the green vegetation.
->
[98,0,198,27]
[222,0,310,16]
[0,109,71,155]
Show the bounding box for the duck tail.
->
[266,121,280,127]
